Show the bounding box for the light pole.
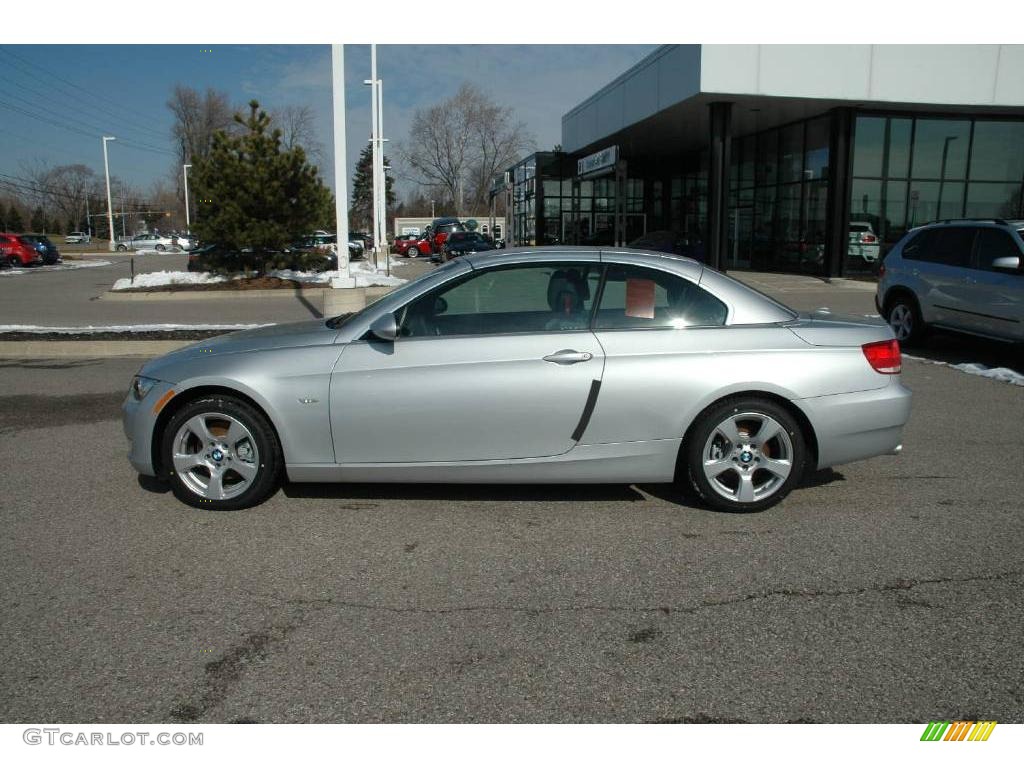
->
[430,199,435,218]
[329,43,353,289]
[102,136,116,252]
[183,164,192,232]
[937,135,958,220]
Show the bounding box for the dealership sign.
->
[577,145,618,178]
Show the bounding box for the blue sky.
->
[0,44,656,203]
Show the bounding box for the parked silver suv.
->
[876,219,1024,344]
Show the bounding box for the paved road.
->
[0,337,1022,722]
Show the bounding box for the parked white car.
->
[115,233,180,252]
[64,231,91,244]
[849,222,881,262]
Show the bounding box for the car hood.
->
[140,319,338,380]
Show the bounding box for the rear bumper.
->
[796,379,912,470]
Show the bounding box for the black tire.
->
[883,292,925,346]
[116,244,127,252]
[160,394,282,511]
[407,246,419,258]
[155,244,166,252]
[683,397,808,514]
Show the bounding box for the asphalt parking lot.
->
[0,269,1022,724]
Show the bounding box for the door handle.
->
[543,349,593,365]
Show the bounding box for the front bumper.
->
[122,379,176,476]
[797,378,912,470]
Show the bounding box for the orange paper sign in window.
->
[624,278,656,319]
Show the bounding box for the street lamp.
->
[183,164,192,233]
[102,136,116,252]
[937,135,958,220]
[430,199,435,218]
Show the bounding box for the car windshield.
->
[849,225,871,233]
[326,259,465,329]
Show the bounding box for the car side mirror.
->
[368,313,399,342]
[991,255,1021,273]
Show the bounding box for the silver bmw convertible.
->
[123,247,911,513]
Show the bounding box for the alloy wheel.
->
[701,411,794,503]
[888,303,913,342]
[171,412,260,501]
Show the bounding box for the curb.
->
[100,286,393,302]
[0,340,190,358]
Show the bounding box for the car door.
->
[914,226,977,328]
[330,260,605,463]
[959,227,1024,340]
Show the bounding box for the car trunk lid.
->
[784,309,894,347]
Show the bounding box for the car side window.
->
[398,262,601,338]
[973,229,1022,271]
[929,227,976,267]
[901,230,933,262]
[594,264,728,329]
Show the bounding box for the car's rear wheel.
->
[684,398,807,513]
[884,293,924,345]
[155,244,166,252]
[407,246,419,258]
[160,395,282,510]
[116,244,127,252]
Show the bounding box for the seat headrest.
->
[547,269,589,313]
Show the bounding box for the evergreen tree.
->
[30,207,46,232]
[192,100,333,251]
[350,144,396,231]
[8,204,24,232]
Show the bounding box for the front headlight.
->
[130,375,160,401]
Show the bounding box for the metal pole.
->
[377,78,389,276]
[937,136,956,220]
[330,44,352,286]
[183,164,192,232]
[102,136,116,252]
[120,183,126,238]
[366,44,381,271]
[85,195,91,238]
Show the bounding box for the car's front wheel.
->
[884,293,924,345]
[407,246,419,258]
[155,244,166,252]
[683,398,807,513]
[160,395,282,510]
[116,244,127,252]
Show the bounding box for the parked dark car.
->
[437,230,496,262]
[0,233,44,267]
[19,233,62,265]
[187,244,333,274]
[429,217,465,253]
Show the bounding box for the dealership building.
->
[495,45,1024,277]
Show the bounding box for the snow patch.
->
[904,354,1024,387]
[110,265,407,291]
[111,271,228,290]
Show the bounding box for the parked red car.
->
[392,233,433,258]
[0,234,43,267]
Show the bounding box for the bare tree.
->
[401,84,532,215]
[273,104,323,166]
[20,162,103,232]
[167,85,235,169]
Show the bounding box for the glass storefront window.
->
[853,116,885,177]
[756,130,778,186]
[969,121,1024,181]
[965,182,1023,218]
[911,119,970,180]
[884,181,908,243]
[543,180,560,197]
[908,181,965,226]
[779,123,804,183]
[804,117,829,180]
[888,119,912,178]
[851,179,883,228]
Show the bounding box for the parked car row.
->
[115,232,195,252]
[0,232,61,267]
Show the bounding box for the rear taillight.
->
[878,262,886,278]
[862,234,877,243]
[862,339,901,374]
